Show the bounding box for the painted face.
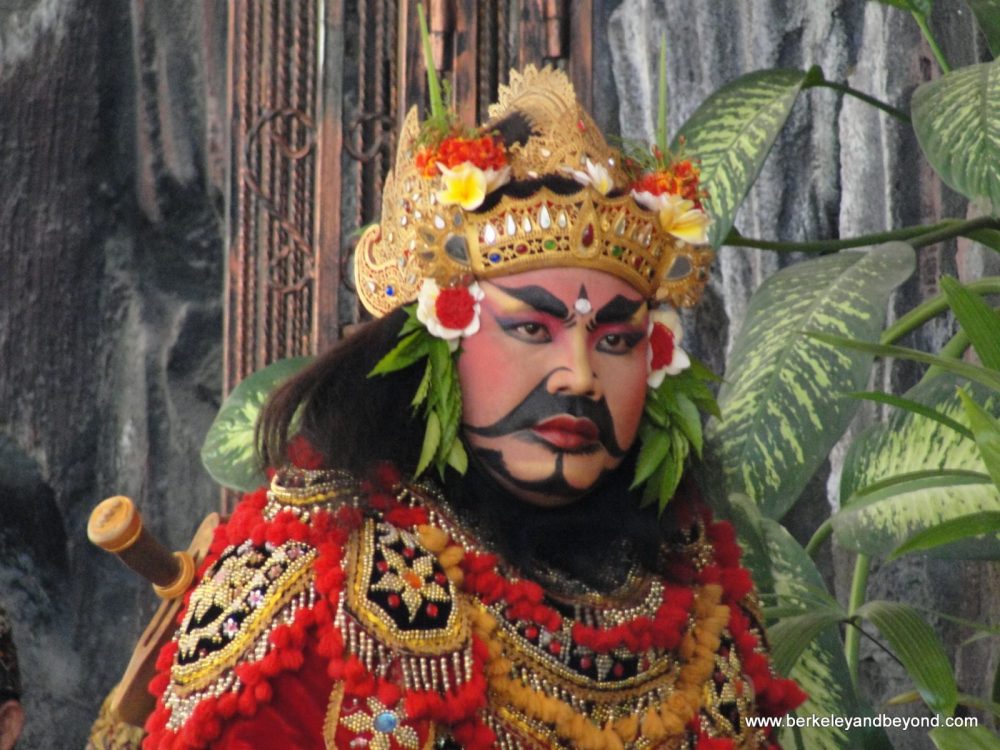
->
[457,268,649,506]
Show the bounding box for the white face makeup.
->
[457,268,649,506]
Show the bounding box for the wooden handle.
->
[88,495,194,597]
[110,512,221,727]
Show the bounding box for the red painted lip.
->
[531,416,600,450]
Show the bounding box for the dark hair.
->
[257,307,426,474]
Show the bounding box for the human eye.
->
[596,330,644,355]
[498,319,552,344]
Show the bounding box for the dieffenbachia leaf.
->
[930,726,1000,750]
[940,276,1000,370]
[201,356,313,492]
[912,57,1000,213]
[673,69,810,249]
[966,0,1000,59]
[836,376,1000,559]
[758,519,883,750]
[855,600,958,716]
[708,242,915,518]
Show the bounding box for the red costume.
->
[141,464,804,749]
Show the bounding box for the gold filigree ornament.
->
[355,66,714,317]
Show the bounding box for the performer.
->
[0,606,24,750]
[139,66,805,749]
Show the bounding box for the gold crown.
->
[355,66,713,317]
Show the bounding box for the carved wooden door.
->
[224,0,599,395]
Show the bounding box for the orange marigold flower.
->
[631,159,705,207]
[417,134,507,178]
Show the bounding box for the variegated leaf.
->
[836,376,1000,558]
[759,519,884,750]
[912,58,1000,213]
[708,243,916,519]
[201,356,313,492]
[673,69,809,249]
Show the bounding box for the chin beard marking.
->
[473,447,613,498]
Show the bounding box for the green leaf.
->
[412,360,432,408]
[369,329,431,376]
[855,600,958,716]
[940,276,1000,370]
[446,438,467,474]
[848,390,973,440]
[930,726,1000,750]
[912,57,1000,213]
[662,392,704,458]
[838,376,1000,558]
[201,356,313,492]
[959,387,1000,489]
[416,410,441,477]
[890,511,1000,559]
[657,431,686,512]
[810,333,1000,392]
[632,425,671,488]
[673,69,810,249]
[768,610,846,676]
[708,243,916,518]
[967,0,1000,58]
[757,520,878,749]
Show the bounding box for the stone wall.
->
[0,0,225,746]
[0,1,996,747]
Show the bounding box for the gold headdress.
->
[355,66,713,317]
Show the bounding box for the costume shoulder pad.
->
[343,515,469,657]
[158,535,318,725]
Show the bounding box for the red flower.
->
[649,323,676,370]
[435,287,477,330]
[416,134,507,177]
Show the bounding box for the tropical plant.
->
[669,3,1000,748]
[202,3,1000,748]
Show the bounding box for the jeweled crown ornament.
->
[355,64,714,317]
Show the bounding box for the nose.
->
[546,329,600,398]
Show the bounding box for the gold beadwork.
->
[171,540,316,692]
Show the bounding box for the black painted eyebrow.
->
[594,295,645,325]
[493,284,570,319]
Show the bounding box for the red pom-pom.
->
[435,287,477,330]
[373,462,402,489]
[217,692,239,718]
[649,322,676,370]
[287,434,325,469]
[377,681,402,708]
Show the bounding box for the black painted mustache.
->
[464,374,627,457]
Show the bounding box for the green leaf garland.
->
[637,358,719,513]
[371,305,465,479]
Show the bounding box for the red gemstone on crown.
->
[581,224,594,247]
